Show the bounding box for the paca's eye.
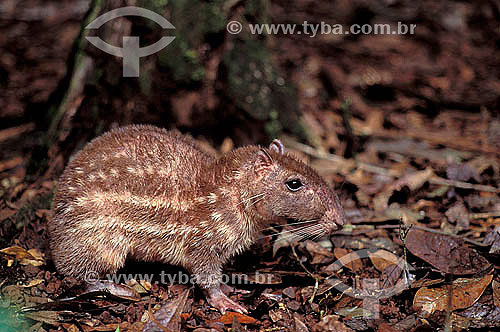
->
[285,179,303,192]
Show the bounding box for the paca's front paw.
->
[206,287,247,314]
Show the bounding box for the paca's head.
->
[251,140,345,237]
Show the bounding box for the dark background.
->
[0,0,499,331]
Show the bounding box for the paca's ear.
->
[269,139,285,155]
[255,149,273,174]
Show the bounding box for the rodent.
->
[48,125,345,313]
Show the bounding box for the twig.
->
[0,123,35,143]
[382,224,488,247]
[398,219,412,288]
[290,244,320,304]
[429,176,499,193]
[469,212,500,219]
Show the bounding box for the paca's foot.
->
[206,287,247,314]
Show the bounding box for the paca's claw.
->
[207,288,247,314]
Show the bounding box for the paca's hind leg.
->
[49,226,129,282]
[185,256,247,314]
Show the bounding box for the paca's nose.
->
[319,187,345,233]
[321,208,345,233]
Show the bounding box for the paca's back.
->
[57,125,213,200]
[49,125,214,278]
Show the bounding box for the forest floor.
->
[0,0,499,331]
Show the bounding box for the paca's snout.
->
[319,187,345,234]
[321,208,345,233]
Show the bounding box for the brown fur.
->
[49,125,344,308]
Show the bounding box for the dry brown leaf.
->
[493,280,500,309]
[0,208,16,221]
[21,279,44,288]
[313,314,354,332]
[142,288,190,332]
[0,245,45,266]
[218,311,258,325]
[406,229,491,274]
[329,248,363,273]
[272,231,299,257]
[0,245,33,258]
[483,226,500,254]
[268,309,285,322]
[445,201,469,231]
[413,274,493,317]
[374,168,434,211]
[369,249,400,272]
[87,280,140,300]
[305,240,334,264]
[87,322,131,331]
[23,310,60,325]
[60,323,80,332]
[294,315,310,332]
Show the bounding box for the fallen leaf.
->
[406,229,491,274]
[305,240,334,264]
[272,231,299,257]
[268,309,285,322]
[60,323,80,332]
[493,280,500,309]
[142,288,190,332]
[218,312,258,325]
[369,249,400,272]
[313,314,355,331]
[326,248,363,273]
[0,208,16,222]
[445,201,469,231]
[413,274,493,317]
[483,226,500,254]
[282,286,296,298]
[87,280,140,300]
[294,315,309,332]
[374,168,434,211]
[85,323,130,331]
[231,313,245,332]
[384,203,423,224]
[23,311,60,325]
[21,279,44,288]
[0,245,45,266]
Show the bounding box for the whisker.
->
[312,232,325,242]
[274,224,325,244]
[262,219,319,231]
[245,196,266,210]
[276,232,303,243]
[238,193,265,207]
[282,225,321,240]
[261,224,315,238]
[299,225,324,240]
